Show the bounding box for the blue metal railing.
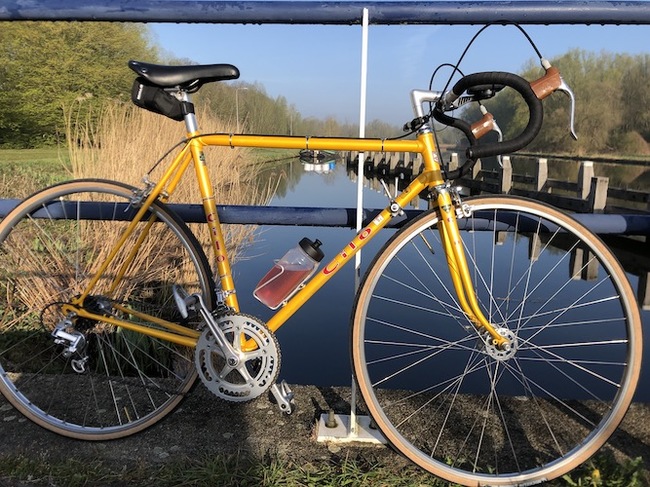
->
[2,1,650,25]
[1,1,649,234]
[0,199,649,235]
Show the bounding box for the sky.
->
[148,13,650,126]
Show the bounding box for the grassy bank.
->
[0,148,71,197]
[0,450,644,486]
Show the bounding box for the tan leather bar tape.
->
[470,112,495,139]
[530,66,562,100]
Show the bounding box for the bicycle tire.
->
[351,195,642,486]
[0,179,215,440]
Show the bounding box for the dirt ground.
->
[0,384,648,483]
[0,385,403,475]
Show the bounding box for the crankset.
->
[195,313,281,402]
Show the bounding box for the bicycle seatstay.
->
[73,143,195,306]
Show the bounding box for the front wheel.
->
[351,196,642,486]
[0,180,215,440]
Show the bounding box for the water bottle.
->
[254,238,324,309]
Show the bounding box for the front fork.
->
[434,185,510,350]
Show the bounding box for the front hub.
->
[484,327,518,361]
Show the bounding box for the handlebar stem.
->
[410,89,442,119]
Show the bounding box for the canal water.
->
[231,156,650,402]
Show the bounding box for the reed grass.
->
[65,100,273,262]
[1,100,274,333]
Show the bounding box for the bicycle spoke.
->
[0,181,212,439]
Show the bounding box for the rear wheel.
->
[352,196,642,486]
[0,180,215,439]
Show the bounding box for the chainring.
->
[195,313,281,402]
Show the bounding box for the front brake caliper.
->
[450,186,472,218]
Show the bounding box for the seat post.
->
[181,92,199,134]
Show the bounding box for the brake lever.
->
[557,76,578,141]
[531,59,578,140]
[490,111,504,167]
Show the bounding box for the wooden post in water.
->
[472,156,482,180]
[578,161,594,200]
[403,152,411,174]
[449,152,459,173]
[528,233,541,262]
[589,177,609,212]
[570,247,599,281]
[536,158,548,192]
[412,153,423,175]
[500,155,512,194]
[578,160,608,212]
[389,152,399,173]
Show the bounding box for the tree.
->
[0,22,157,147]
[620,54,650,142]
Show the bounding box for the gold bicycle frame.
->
[68,127,508,350]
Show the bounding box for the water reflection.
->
[233,155,649,402]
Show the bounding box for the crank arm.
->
[270,380,295,414]
[173,285,241,361]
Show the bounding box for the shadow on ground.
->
[0,384,647,483]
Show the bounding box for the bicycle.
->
[0,33,642,486]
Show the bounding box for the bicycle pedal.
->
[270,380,295,415]
[172,285,198,319]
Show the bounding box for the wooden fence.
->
[344,151,650,308]
[345,151,650,214]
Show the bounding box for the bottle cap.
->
[299,238,324,262]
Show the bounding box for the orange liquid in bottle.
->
[254,264,311,309]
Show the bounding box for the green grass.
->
[0,147,66,164]
[251,147,301,167]
[0,451,644,487]
[0,148,71,196]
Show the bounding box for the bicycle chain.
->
[41,298,199,397]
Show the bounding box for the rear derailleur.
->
[51,316,89,373]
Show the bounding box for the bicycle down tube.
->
[198,130,507,347]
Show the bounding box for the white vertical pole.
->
[350,6,369,438]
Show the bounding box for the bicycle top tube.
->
[195,132,428,157]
